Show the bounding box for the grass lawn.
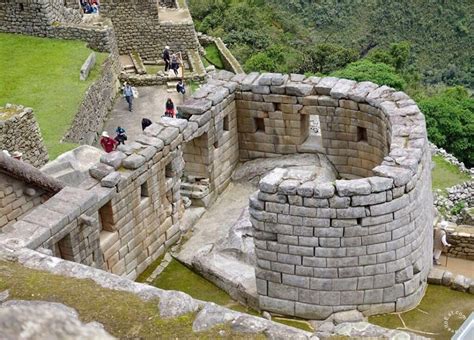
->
[150,258,313,332]
[0,261,265,339]
[432,155,471,191]
[370,285,474,339]
[0,33,107,160]
[204,43,224,69]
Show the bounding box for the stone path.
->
[102,85,184,143]
[176,182,256,266]
[437,255,474,278]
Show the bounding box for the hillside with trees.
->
[189,0,473,167]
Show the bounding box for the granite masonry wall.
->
[0,0,117,53]
[447,229,474,260]
[63,50,121,145]
[100,0,200,61]
[226,72,433,319]
[0,105,49,168]
[0,173,48,230]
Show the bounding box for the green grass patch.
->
[204,43,224,69]
[0,33,107,160]
[273,317,313,332]
[145,64,164,75]
[370,285,474,339]
[432,155,471,190]
[0,261,265,339]
[135,254,165,283]
[152,259,257,315]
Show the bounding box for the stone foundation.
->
[0,105,49,167]
[447,228,474,260]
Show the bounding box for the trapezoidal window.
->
[357,126,368,142]
[19,3,24,11]
[223,115,230,131]
[255,117,265,132]
[99,200,115,232]
[141,181,150,199]
[165,161,173,179]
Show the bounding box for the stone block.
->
[268,282,298,300]
[339,291,364,305]
[285,82,313,96]
[373,165,413,187]
[259,168,287,193]
[100,151,126,170]
[368,177,394,192]
[320,291,340,306]
[260,296,295,315]
[295,302,333,319]
[336,179,371,196]
[330,79,356,99]
[374,273,395,288]
[177,98,212,115]
[136,135,164,150]
[122,154,146,170]
[282,274,310,288]
[452,275,470,292]
[101,172,121,188]
[315,77,339,95]
[89,163,115,180]
[383,284,405,302]
[80,52,96,81]
[363,289,383,304]
[298,289,319,304]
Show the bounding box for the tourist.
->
[100,131,118,153]
[165,98,175,118]
[176,80,186,95]
[141,118,152,131]
[123,82,133,112]
[170,53,180,76]
[115,126,127,145]
[433,220,451,265]
[163,46,171,72]
[91,3,99,13]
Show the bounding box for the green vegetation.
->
[152,259,256,315]
[0,33,107,160]
[370,285,474,340]
[432,155,471,190]
[417,87,474,167]
[204,43,225,69]
[189,0,473,166]
[0,261,263,339]
[331,60,406,91]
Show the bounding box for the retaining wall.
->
[63,51,121,145]
[447,229,474,260]
[100,0,200,61]
[0,105,49,168]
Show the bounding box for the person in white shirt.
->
[433,220,451,265]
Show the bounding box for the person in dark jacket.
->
[141,118,152,131]
[163,46,171,72]
[176,80,185,95]
[115,126,127,145]
[165,98,175,118]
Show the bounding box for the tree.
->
[331,60,406,90]
[417,86,474,167]
[300,43,358,74]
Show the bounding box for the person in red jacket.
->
[100,131,118,153]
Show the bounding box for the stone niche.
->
[238,73,434,319]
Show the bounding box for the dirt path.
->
[438,255,474,278]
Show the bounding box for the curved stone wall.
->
[233,73,434,319]
[0,105,49,168]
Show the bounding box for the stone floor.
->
[176,181,256,266]
[101,85,185,144]
[437,255,474,278]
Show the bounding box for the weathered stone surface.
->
[80,52,96,81]
[157,127,180,145]
[100,151,127,170]
[192,303,240,332]
[89,163,115,180]
[158,291,200,318]
[330,79,356,99]
[177,98,212,115]
[135,134,164,150]
[0,290,9,303]
[101,172,121,188]
[285,83,314,96]
[122,154,146,170]
[333,310,365,325]
[336,179,371,196]
[259,169,288,194]
[0,301,115,339]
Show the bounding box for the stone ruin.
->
[0,69,434,322]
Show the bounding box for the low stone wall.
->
[0,105,49,167]
[447,228,474,260]
[63,52,121,145]
[215,38,245,74]
[0,173,48,230]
